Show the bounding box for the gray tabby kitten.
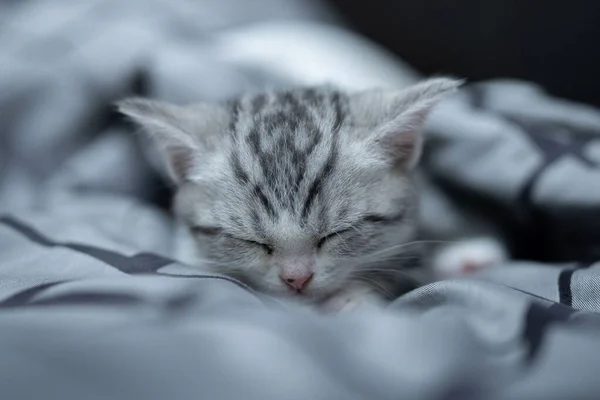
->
[118,78,461,311]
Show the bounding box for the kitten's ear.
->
[351,77,463,169]
[117,98,227,183]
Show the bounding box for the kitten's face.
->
[173,139,418,300]
[118,79,460,302]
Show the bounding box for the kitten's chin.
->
[257,284,331,304]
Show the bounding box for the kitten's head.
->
[118,78,460,302]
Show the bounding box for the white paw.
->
[432,237,508,279]
[321,287,384,313]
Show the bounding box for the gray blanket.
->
[2,1,600,399]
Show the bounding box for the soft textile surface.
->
[2,1,600,399]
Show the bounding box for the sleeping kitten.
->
[119,78,476,311]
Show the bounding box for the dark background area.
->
[325,0,600,263]
[327,0,600,107]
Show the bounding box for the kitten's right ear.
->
[117,98,225,183]
[351,77,463,170]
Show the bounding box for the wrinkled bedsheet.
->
[1,1,600,399]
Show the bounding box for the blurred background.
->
[331,0,600,107]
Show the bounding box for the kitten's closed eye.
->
[225,234,274,255]
[240,239,274,255]
[192,225,274,255]
[317,228,352,249]
[317,213,404,249]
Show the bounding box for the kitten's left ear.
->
[351,77,463,169]
[117,98,228,183]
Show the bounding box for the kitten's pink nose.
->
[280,271,314,291]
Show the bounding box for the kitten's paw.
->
[432,237,508,279]
[321,287,385,313]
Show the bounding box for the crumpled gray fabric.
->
[422,80,600,263]
[2,1,600,399]
[2,209,600,400]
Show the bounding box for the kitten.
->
[118,78,465,311]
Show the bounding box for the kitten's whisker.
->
[355,252,423,262]
[362,240,454,258]
[335,239,454,267]
[350,276,395,300]
[364,253,422,263]
[333,231,350,248]
[346,245,415,264]
[331,254,420,271]
[349,224,368,240]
